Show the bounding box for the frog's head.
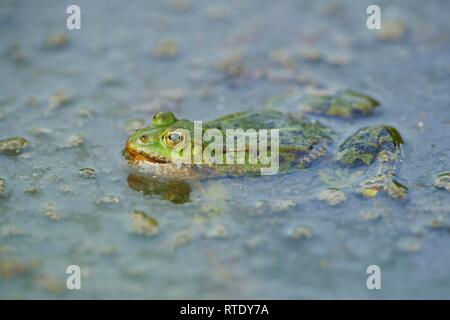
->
[124,112,196,164]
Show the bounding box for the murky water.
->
[1,0,449,299]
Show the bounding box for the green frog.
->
[124,90,407,203]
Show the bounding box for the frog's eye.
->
[139,135,149,144]
[164,130,185,148]
[168,132,181,142]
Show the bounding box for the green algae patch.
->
[0,178,5,197]
[340,152,373,166]
[0,137,29,155]
[359,176,408,200]
[43,32,70,50]
[300,89,379,118]
[433,172,450,192]
[65,134,85,148]
[216,52,245,78]
[317,188,347,205]
[129,210,159,237]
[36,274,66,293]
[376,20,407,41]
[286,225,313,240]
[48,90,72,110]
[152,39,179,59]
[42,203,62,221]
[79,168,96,179]
[0,260,30,279]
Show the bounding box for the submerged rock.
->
[0,137,29,155]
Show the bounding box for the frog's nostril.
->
[139,135,149,144]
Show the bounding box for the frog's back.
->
[206,110,300,130]
[207,110,334,150]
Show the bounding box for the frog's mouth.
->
[124,141,169,164]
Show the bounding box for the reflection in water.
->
[127,172,192,204]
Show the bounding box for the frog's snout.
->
[124,138,137,159]
[124,138,133,151]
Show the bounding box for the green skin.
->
[124,90,407,200]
